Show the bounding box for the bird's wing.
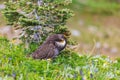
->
[32,42,56,59]
[45,45,59,59]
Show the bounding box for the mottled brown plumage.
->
[32,34,67,59]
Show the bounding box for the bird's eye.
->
[56,39,64,42]
[56,39,61,42]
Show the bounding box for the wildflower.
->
[12,73,16,79]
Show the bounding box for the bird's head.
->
[54,34,66,51]
[55,38,66,47]
[47,34,67,51]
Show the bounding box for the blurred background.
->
[0,0,120,58]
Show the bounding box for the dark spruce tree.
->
[3,0,73,46]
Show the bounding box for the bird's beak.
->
[59,39,65,42]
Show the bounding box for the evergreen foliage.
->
[3,0,73,44]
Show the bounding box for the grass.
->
[67,11,120,58]
[0,12,6,27]
[0,37,120,80]
[70,0,120,15]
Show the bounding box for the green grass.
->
[0,37,120,80]
[67,12,120,57]
[70,0,120,15]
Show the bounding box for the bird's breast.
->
[55,40,66,47]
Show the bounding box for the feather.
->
[32,34,66,59]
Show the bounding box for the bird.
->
[32,34,67,59]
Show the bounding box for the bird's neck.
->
[55,40,66,51]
